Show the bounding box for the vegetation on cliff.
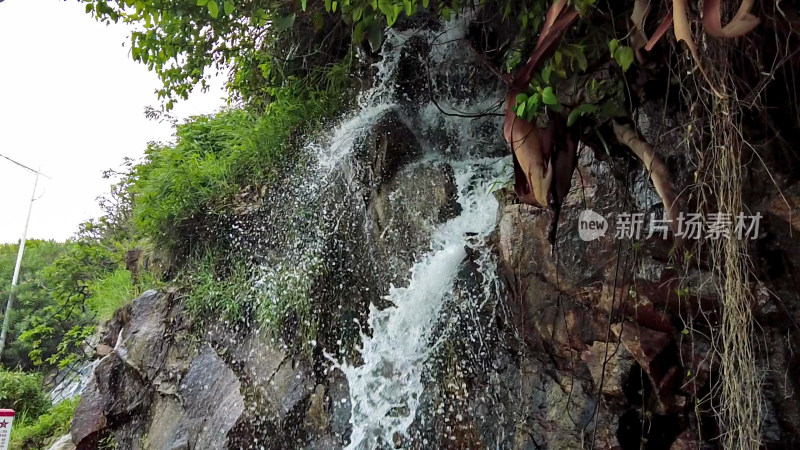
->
[1,0,798,448]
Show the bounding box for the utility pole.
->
[0,156,47,361]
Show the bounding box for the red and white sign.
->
[0,409,14,450]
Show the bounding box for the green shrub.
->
[0,369,49,419]
[9,397,79,450]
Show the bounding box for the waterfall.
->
[339,158,510,449]
[246,13,509,447]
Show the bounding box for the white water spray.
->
[339,158,510,449]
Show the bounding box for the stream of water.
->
[339,158,509,449]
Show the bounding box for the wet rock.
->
[147,347,245,450]
[94,344,112,357]
[582,340,635,400]
[358,109,423,185]
[370,161,460,283]
[117,289,175,381]
[305,384,328,437]
[467,351,619,449]
[70,377,107,450]
[395,35,431,106]
[71,291,250,450]
[208,327,315,421]
[766,181,800,233]
[93,351,149,422]
[670,430,700,449]
[327,369,352,444]
[497,147,621,294]
[304,435,340,450]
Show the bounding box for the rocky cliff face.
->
[69,14,800,450]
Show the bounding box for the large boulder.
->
[71,291,247,450]
[369,161,460,284]
[145,347,245,450]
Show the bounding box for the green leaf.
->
[353,20,366,44]
[441,6,451,21]
[566,103,599,126]
[525,103,537,121]
[541,86,558,105]
[378,0,393,16]
[542,65,552,84]
[573,48,587,72]
[391,5,403,26]
[515,93,529,105]
[367,21,384,53]
[516,101,526,117]
[207,0,219,18]
[423,0,429,7]
[614,46,635,72]
[197,0,209,5]
[332,1,338,12]
[223,1,234,15]
[274,13,296,31]
[608,38,619,56]
[302,0,308,11]
[85,2,94,13]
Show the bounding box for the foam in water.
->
[338,157,511,449]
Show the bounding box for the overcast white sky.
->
[0,0,227,244]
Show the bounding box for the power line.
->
[0,152,51,179]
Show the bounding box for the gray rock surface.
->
[47,434,76,450]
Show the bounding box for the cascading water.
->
[338,158,510,449]
[243,12,509,448]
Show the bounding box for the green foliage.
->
[89,269,152,322]
[82,0,638,130]
[0,241,69,369]
[131,65,350,255]
[180,250,324,353]
[253,258,323,346]
[9,160,160,370]
[84,0,353,109]
[84,0,274,108]
[609,39,634,72]
[17,238,117,369]
[183,254,254,324]
[9,397,79,450]
[507,10,636,127]
[0,369,50,419]
[19,235,157,369]
[567,102,599,126]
